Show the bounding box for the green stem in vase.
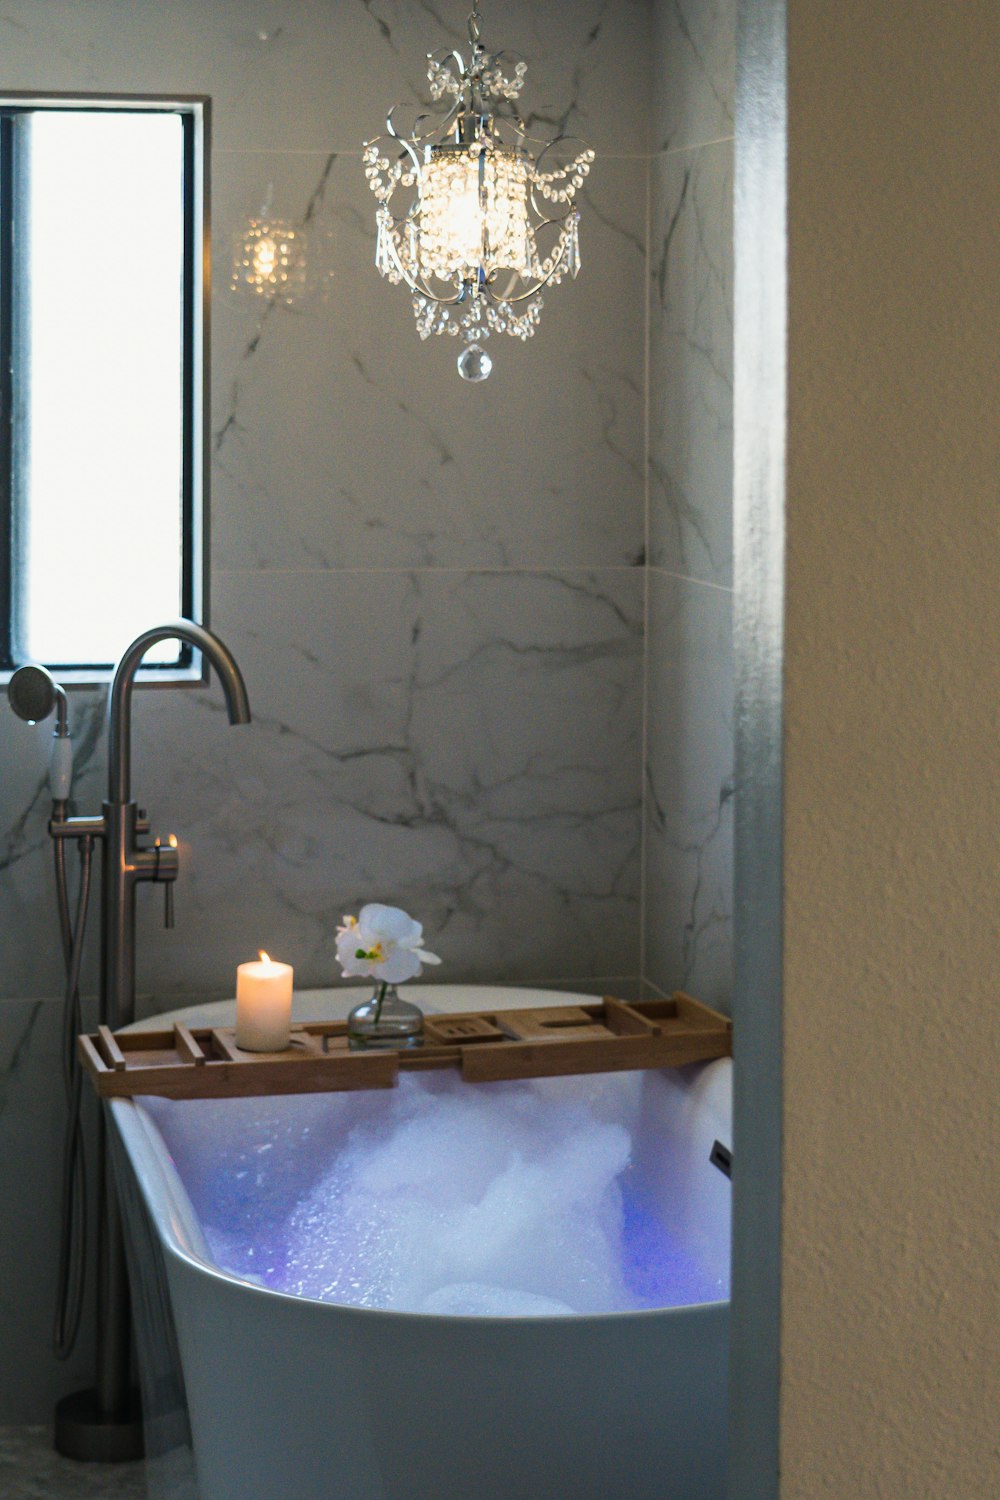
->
[372,980,388,1026]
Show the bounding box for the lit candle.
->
[235,951,294,1052]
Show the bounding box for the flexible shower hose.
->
[51,820,94,1360]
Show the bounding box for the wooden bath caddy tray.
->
[78,993,731,1101]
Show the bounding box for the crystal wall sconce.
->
[230,191,309,307]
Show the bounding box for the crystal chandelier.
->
[363,1,594,381]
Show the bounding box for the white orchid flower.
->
[336,903,441,986]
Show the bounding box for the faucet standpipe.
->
[8,620,251,1461]
[39,619,251,1462]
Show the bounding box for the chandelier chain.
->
[467,2,482,46]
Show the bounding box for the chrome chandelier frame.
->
[362,0,594,372]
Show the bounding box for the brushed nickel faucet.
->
[52,619,250,1028]
[47,618,251,1460]
[105,620,250,1027]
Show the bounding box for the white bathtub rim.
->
[123,983,630,1034]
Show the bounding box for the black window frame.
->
[0,92,210,686]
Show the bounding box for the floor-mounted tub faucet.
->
[104,621,250,1029]
[52,620,250,1028]
[45,619,251,1461]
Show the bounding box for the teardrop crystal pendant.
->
[347,984,424,1050]
[564,210,581,278]
[457,343,493,382]
[374,208,394,278]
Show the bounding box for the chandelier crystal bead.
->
[363,1,594,378]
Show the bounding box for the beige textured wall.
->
[781,1,1000,1495]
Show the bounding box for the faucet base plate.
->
[54,1387,143,1464]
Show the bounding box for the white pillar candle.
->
[235,952,294,1052]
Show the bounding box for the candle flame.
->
[259,950,271,965]
[168,834,178,849]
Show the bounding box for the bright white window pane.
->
[18,111,185,666]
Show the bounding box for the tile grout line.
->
[0,979,644,1007]
[647,565,734,595]
[638,151,653,993]
[212,565,732,593]
[654,134,736,160]
[213,148,667,162]
[212,564,650,577]
[212,143,734,163]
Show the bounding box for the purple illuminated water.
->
[620,1176,725,1308]
[147,1070,727,1316]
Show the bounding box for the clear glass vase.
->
[347,983,424,1050]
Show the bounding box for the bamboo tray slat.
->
[78,994,732,1101]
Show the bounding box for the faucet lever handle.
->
[153,834,179,929]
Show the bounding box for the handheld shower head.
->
[8,663,68,734]
[8,664,73,800]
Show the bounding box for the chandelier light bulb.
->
[363,0,594,377]
[419,148,532,284]
[253,235,278,279]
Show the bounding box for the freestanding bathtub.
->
[112,986,731,1500]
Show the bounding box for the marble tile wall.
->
[643,0,735,1009]
[0,0,651,1005]
[0,0,737,1424]
[0,0,651,1421]
[0,1001,98,1422]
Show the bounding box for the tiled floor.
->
[0,1428,147,1499]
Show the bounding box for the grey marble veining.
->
[648,139,733,586]
[0,698,106,1002]
[0,0,740,1429]
[644,2,734,1019]
[652,0,736,153]
[210,150,646,573]
[126,567,644,1004]
[643,571,733,1011]
[0,571,643,1006]
[0,1002,97,1423]
[0,0,650,158]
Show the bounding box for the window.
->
[0,96,208,682]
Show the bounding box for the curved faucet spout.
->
[107,619,251,804]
